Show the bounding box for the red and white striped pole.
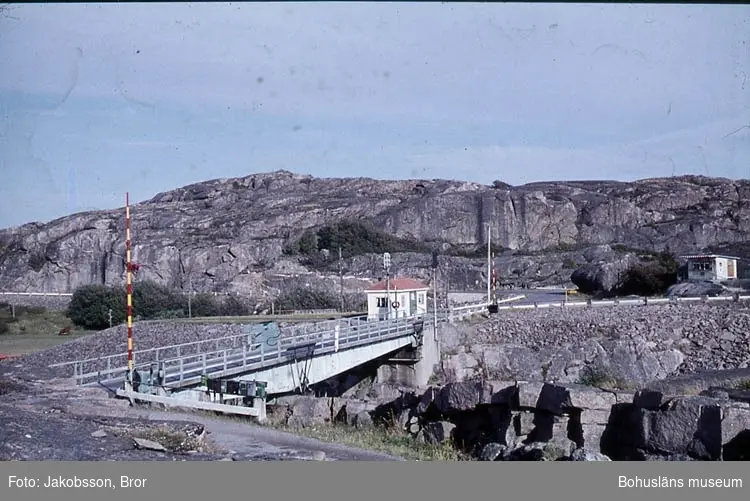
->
[126,192,134,384]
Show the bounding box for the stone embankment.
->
[276,378,750,461]
[437,300,750,385]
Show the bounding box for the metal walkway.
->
[51,301,495,395]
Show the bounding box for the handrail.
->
[49,313,372,369]
[69,313,428,386]
[50,323,279,368]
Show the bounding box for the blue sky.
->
[0,2,748,229]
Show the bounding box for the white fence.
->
[496,294,750,311]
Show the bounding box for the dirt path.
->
[1,379,404,461]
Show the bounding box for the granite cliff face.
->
[0,171,748,294]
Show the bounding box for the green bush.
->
[66,284,127,330]
[275,286,340,311]
[132,280,186,320]
[615,250,679,296]
[562,258,577,269]
[187,293,222,317]
[283,220,429,260]
[0,320,8,335]
[67,281,187,329]
[218,295,251,316]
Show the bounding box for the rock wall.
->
[438,300,750,385]
[1,171,748,293]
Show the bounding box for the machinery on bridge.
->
[201,375,267,404]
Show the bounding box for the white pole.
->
[386,272,390,320]
[187,275,192,318]
[486,224,491,303]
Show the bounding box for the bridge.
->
[50,299,511,421]
[49,289,749,422]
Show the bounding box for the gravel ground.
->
[467,300,750,375]
[0,378,403,461]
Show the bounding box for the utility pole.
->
[338,246,344,312]
[486,223,492,303]
[187,274,192,318]
[383,252,391,320]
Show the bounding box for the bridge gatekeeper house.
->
[365,277,429,321]
[681,254,740,282]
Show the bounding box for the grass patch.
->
[123,403,470,461]
[736,380,750,390]
[0,306,94,356]
[277,423,472,461]
[576,366,635,390]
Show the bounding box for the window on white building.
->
[417,294,424,304]
[376,297,388,308]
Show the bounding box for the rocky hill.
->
[0,171,748,295]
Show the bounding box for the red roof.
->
[365,277,429,292]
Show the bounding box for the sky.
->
[0,2,748,229]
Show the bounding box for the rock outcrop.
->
[0,171,748,294]
[439,300,750,384]
[278,379,750,461]
[398,380,750,461]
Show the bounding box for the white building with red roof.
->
[364,277,429,321]
[680,254,741,282]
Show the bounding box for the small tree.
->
[218,295,251,316]
[615,250,679,296]
[67,284,126,330]
[187,293,222,317]
[132,280,185,320]
[276,286,339,311]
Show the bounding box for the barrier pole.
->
[126,192,134,385]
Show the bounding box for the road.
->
[511,288,572,305]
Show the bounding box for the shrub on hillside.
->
[218,295,252,316]
[132,280,186,320]
[283,220,429,259]
[615,251,679,296]
[187,293,222,317]
[275,286,339,311]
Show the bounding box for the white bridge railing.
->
[50,300,497,388]
[53,316,423,387]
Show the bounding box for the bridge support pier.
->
[376,325,441,390]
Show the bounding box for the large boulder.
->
[645,396,722,460]
[667,281,726,298]
[570,255,638,294]
[435,381,487,414]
